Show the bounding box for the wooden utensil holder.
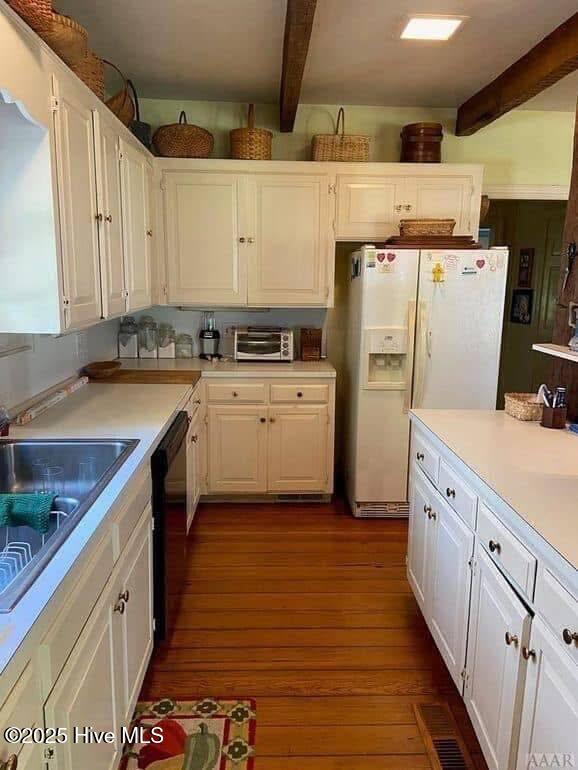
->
[540,406,567,429]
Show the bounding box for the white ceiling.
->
[57,0,578,110]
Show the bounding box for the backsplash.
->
[0,320,118,411]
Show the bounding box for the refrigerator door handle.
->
[412,300,429,409]
[403,299,417,414]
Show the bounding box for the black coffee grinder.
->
[199,311,221,360]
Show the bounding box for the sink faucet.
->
[0,405,10,437]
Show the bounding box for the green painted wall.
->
[140,99,575,187]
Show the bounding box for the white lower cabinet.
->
[208,405,268,493]
[465,544,531,770]
[516,619,578,770]
[186,407,203,530]
[0,664,43,769]
[407,469,434,612]
[267,406,328,492]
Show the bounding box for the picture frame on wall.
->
[510,289,533,325]
[517,248,534,288]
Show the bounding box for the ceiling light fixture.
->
[401,15,466,41]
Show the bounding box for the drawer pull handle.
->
[446,487,456,498]
[505,631,519,646]
[114,600,126,615]
[416,452,425,461]
[297,391,303,398]
[0,756,17,770]
[522,646,536,661]
[119,590,130,603]
[488,540,501,554]
[562,628,578,645]
[423,504,432,515]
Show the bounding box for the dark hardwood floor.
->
[141,497,488,769]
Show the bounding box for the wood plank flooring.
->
[141,498,488,769]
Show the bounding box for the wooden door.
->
[407,468,434,613]
[186,409,202,531]
[428,496,474,692]
[208,405,268,492]
[465,544,531,770]
[267,406,329,492]
[516,618,578,770]
[44,578,123,770]
[94,113,126,318]
[247,175,332,305]
[52,77,102,328]
[407,176,476,235]
[335,175,405,240]
[120,139,152,311]
[118,508,154,725]
[164,172,248,305]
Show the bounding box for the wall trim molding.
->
[483,184,569,200]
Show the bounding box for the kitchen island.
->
[408,409,577,770]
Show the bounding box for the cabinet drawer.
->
[270,383,329,403]
[207,382,267,403]
[38,531,115,693]
[413,432,439,484]
[478,503,537,598]
[113,470,152,557]
[535,567,577,653]
[438,459,477,529]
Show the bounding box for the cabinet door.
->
[407,468,434,613]
[247,175,332,305]
[0,664,42,769]
[406,176,475,236]
[335,175,404,240]
[94,113,126,318]
[186,409,202,531]
[118,507,154,725]
[428,496,474,692]
[164,172,248,305]
[268,405,329,492]
[44,578,124,770]
[516,618,578,770]
[52,77,102,328]
[465,545,531,770]
[120,140,152,311]
[208,405,267,493]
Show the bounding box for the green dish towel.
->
[0,493,54,534]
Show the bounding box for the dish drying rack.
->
[0,509,68,595]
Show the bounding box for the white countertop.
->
[119,357,336,378]
[411,409,578,569]
[0,383,191,680]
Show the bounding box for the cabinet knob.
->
[105,214,113,223]
[428,510,437,521]
[194,399,202,405]
[404,204,412,212]
[269,417,276,423]
[297,391,303,398]
[0,756,17,770]
[248,237,255,243]
[522,646,536,661]
[488,539,501,554]
[191,434,198,443]
[505,631,519,647]
[232,391,238,397]
[259,417,266,423]
[146,229,153,237]
[446,487,456,498]
[394,204,403,213]
[562,628,578,645]
[114,600,126,614]
[239,237,246,243]
[95,212,103,222]
[416,452,424,461]
[423,504,432,515]
[119,589,130,603]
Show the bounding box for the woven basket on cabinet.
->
[399,218,456,237]
[230,104,272,160]
[312,107,370,162]
[153,111,214,158]
[71,50,104,99]
[504,393,543,421]
[41,12,88,67]
[7,0,51,33]
[104,60,135,126]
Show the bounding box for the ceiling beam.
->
[456,12,578,136]
[279,0,317,132]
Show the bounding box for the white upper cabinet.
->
[120,139,152,312]
[335,166,482,240]
[94,112,127,318]
[164,172,248,305]
[52,75,102,329]
[247,174,332,306]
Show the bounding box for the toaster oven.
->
[234,327,294,361]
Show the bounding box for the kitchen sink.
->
[0,439,138,612]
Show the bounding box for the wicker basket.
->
[41,11,87,67]
[312,108,370,162]
[104,60,134,126]
[504,393,543,421]
[7,0,51,33]
[71,50,104,99]
[153,111,214,158]
[230,104,272,160]
[399,218,456,237]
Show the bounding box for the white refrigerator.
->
[344,244,508,517]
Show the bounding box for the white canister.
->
[158,323,176,358]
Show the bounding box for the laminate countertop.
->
[104,357,336,382]
[411,409,578,570]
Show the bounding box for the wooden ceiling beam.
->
[279,0,317,132]
[456,12,578,136]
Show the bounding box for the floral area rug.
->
[120,698,256,770]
